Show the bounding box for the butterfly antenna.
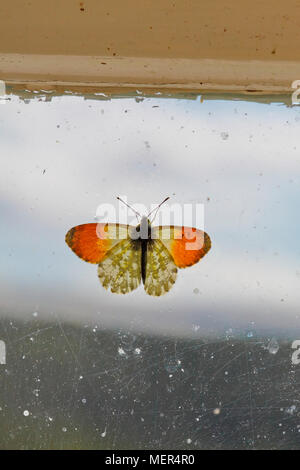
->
[117,196,141,222]
[148,196,170,223]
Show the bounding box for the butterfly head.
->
[136,216,152,240]
[117,196,170,240]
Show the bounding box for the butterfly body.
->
[134,216,152,284]
[66,214,211,296]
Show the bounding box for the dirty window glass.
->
[0,90,300,449]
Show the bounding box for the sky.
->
[1,92,300,338]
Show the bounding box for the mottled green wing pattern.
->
[98,239,142,294]
[144,240,178,296]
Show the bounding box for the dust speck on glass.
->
[0,89,300,449]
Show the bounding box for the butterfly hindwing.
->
[65,223,132,264]
[144,240,177,296]
[152,225,211,268]
[98,238,142,294]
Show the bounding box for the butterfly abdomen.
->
[141,238,155,284]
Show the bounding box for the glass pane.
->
[1,90,300,449]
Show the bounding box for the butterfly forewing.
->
[65,223,132,263]
[151,225,211,268]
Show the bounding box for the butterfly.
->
[65,197,211,296]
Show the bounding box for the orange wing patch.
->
[153,226,211,268]
[65,223,130,264]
